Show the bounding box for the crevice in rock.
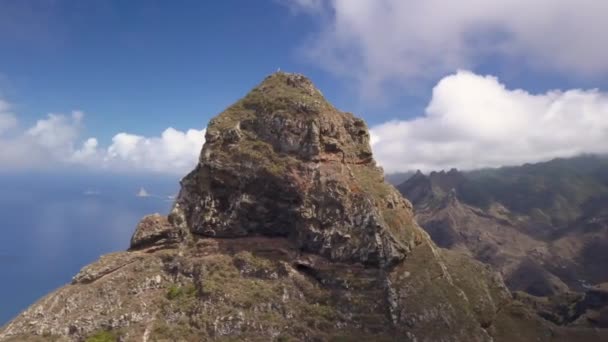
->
[293,262,325,285]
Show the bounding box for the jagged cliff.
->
[170,73,419,267]
[1,73,603,342]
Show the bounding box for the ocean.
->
[0,171,178,325]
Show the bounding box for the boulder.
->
[129,214,183,250]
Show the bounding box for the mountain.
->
[384,171,416,186]
[1,73,604,342]
[397,156,608,329]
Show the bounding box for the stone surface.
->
[2,237,605,341]
[171,72,422,267]
[129,214,185,250]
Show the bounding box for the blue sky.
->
[1,1,325,139]
[1,0,608,173]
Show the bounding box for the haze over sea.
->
[0,172,177,325]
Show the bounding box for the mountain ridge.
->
[397,155,608,330]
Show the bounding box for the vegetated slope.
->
[398,156,608,330]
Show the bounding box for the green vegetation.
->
[459,156,608,226]
[84,330,117,342]
[240,73,329,115]
[236,138,293,176]
[401,155,608,228]
[234,251,275,271]
[152,321,196,341]
[301,303,336,321]
[209,72,331,132]
[166,284,197,300]
[381,207,419,244]
[351,166,393,199]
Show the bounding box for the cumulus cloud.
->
[3,71,607,174]
[100,128,205,173]
[0,102,205,174]
[371,71,608,172]
[286,0,608,95]
[0,111,83,169]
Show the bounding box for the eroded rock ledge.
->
[0,237,518,342]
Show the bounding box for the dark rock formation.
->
[171,72,421,267]
[2,73,606,342]
[129,214,185,250]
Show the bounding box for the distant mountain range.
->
[397,155,608,328]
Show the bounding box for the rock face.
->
[171,72,421,267]
[2,73,605,342]
[130,214,185,250]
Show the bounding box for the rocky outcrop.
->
[2,73,606,341]
[171,72,422,267]
[0,238,544,342]
[129,214,185,250]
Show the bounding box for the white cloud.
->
[26,112,84,157]
[72,137,99,161]
[100,127,205,173]
[371,70,608,172]
[0,101,205,174]
[0,111,85,169]
[286,0,608,96]
[3,71,607,175]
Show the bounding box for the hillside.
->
[398,156,608,329]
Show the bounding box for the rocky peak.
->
[428,168,466,193]
[442,188,460,207]
[171,72,423,267]
[396,171,433,206]
[399,168,467,208]
[203,72,373,163]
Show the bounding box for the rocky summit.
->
[171,72,420,267]
[1,73,605,342]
